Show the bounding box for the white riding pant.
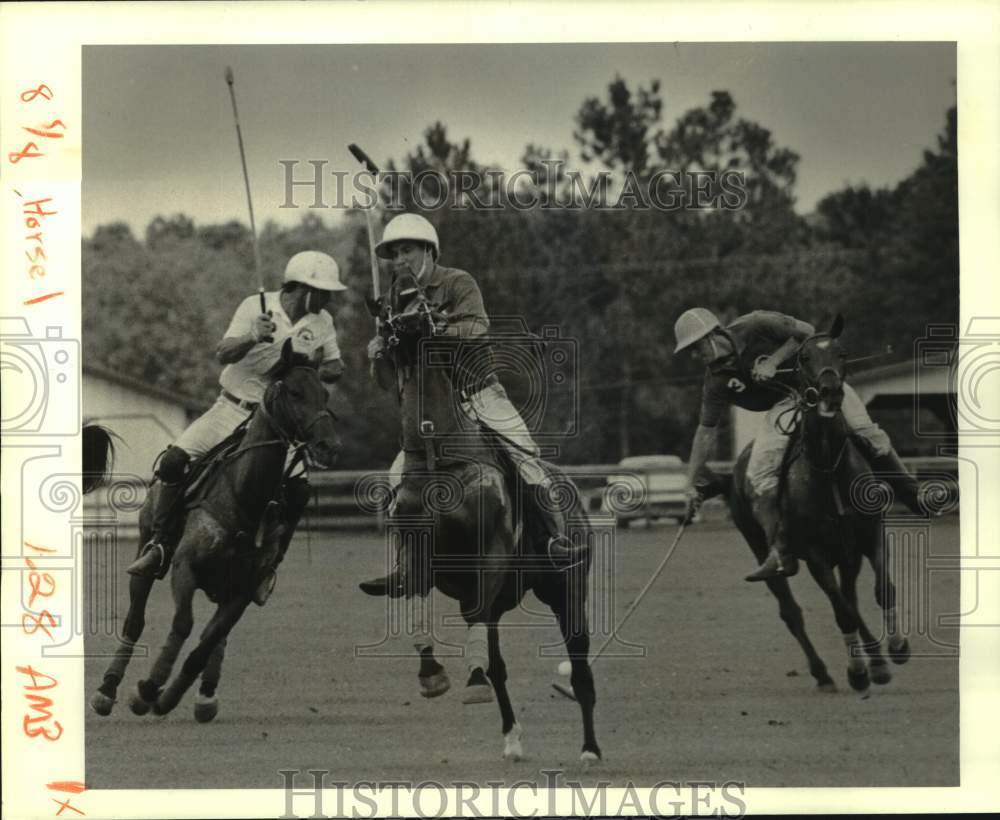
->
[174,394,305,476]
[746,382,890,496]
[460,381,546,485]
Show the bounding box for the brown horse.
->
[375,326,601,762]
[90,341,340,720]
[703,316,909,694]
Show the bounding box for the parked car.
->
[600,454,691,527]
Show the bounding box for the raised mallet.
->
[347,143,383,331]
[224,66,265,314]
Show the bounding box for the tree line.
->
[83,78,958,468]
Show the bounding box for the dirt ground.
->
[85,516,959,791]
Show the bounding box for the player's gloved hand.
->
[392,311,427,338]
[752,355,779,382]
[251,313,276,343]
[429,309,449,335]
[367,336,387,361]
[682,487,704,525]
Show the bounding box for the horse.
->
[701,315,910,695]
[89,341,341,720]
[374,319,601,762]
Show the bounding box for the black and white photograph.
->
[2,3,999,818]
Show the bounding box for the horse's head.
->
[797,314,848,419]
[263,339,341,468]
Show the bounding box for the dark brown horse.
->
[704,316,909,695]
[377,325,600,762]
[90,342,340,720]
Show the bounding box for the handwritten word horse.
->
[705,317,911,695]
[90,343,340,720]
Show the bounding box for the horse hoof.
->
[889,638,911,665]
[129,689,152,716]
[90,691,115,716]
[580,749,602,767]
[847,667,870,693]
[194,694,219,723]
[816,680,838,694]
[462,668,494,705]
[869,659,892,686]
[503,723,523,761]
[419,672,451,699]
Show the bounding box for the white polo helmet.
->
[375,213,439,260]
[674,307,721,354]
[283,251,347,291]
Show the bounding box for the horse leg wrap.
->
[104,638,138,685]
[409,593,433,653]
[465,623,488,674]
[842,630,865,672]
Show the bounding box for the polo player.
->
[126,251,347,605]
[360,213,574,597]
[675,307,931,582]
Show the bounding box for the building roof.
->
[83,362,209,413]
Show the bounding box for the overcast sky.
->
[82,42,955,237]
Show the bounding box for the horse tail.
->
[82,423,118,494]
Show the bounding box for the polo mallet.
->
[347,143,383,333]
[224,66,265,314]
[553,520,690,702]
[768,344,895,376]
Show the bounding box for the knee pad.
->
[157,446,190,484]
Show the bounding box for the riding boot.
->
[535,491,577,568]
[254,478,310,606]
[745,493,798,582]
[359,539,432,598]
[359,563,408,598]
[523,467,579,568]
[127,480,185,578]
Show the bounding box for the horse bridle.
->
[757,333,846,435]
[256,366,337,462]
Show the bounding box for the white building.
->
[83,363,206,481]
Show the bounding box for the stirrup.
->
[127,542,165,578]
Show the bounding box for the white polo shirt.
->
[218,291,341,403]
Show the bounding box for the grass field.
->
[85,516,959,790]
